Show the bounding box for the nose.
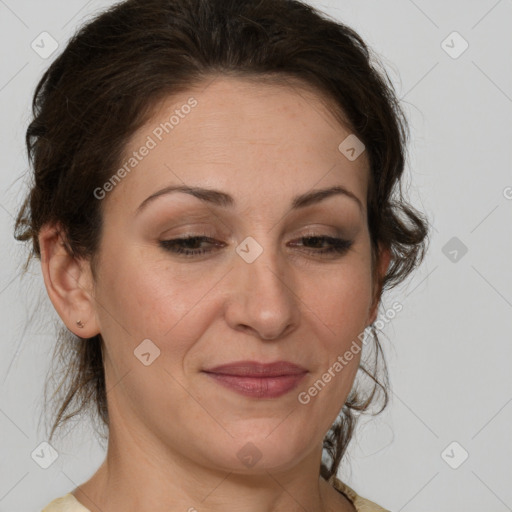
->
[224,239,300,341]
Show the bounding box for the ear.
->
[38,223,100,338]
[367,242,392,326]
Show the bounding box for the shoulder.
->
[42,481,389,512]
[41,493,91,512]
[330,475,392,512]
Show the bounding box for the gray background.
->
[1,0,511,510]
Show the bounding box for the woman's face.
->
[89,76,386,473]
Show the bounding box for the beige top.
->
[330,475,390,511]
[41,475,390,511]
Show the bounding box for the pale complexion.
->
[39,76,390,512]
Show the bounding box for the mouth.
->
[202,360,308,399]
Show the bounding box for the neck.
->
[71,423,354,512]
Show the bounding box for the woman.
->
[14,0,429,510]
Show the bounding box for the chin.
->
[201,430,313,474]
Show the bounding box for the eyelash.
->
[159,233,354,258]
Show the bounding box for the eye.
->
[159,235,223,257]
[159,233,353,258]
[288,234,354,256]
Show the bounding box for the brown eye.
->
[159,236,224,257]
[289,235,353,256]
[159,234,353,259]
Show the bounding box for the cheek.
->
[295,267,372,426]
[95,245,220,363]
[308,260,374,340]
[95,233,374,368]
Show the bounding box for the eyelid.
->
[157,212,357,235]
[160,226,348,243]
[160,224,219,238]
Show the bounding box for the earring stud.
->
[76,320,84,328]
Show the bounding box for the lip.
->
[202,360,308,399]
[203,360,307,377]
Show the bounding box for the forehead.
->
[104,75,369,217]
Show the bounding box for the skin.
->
[39,76,390,512]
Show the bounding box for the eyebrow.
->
[135,184,363,215]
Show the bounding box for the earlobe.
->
[367,243,392,326]
[38,223,100,338]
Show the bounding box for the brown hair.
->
[14,0,429,481]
